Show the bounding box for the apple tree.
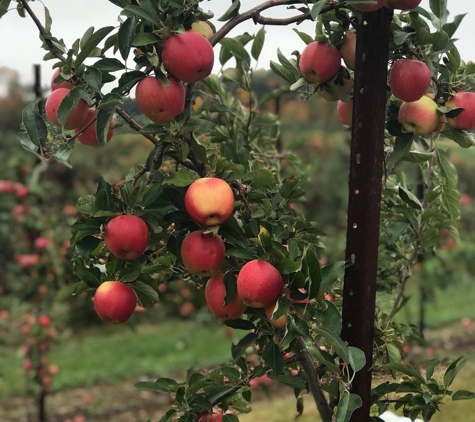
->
[3,0,475,421]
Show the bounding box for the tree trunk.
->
[341,8,392,421]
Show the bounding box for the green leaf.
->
[452,390,475,400]
[162,171,197,187]
[437,149,457,188]
[118,15,136,61]
[96,106,116,146]
[22,102,47,147]
[311,0,327,20]
[385,342,401,364]
[0,0,12,19]
[263,341,284,376]
[443,14,467,38]
[74,26,115,69]
[205,386,238,403]
[385,363,425,384]
[220,37,250,69]
[444,356,468,389]
[321,301,342,335]
[335,391,362,422]
[314,327,349,364]
[275,259,300,275]
[398,186,422,210]
[251,27,266,61]
[84,65,102,91]
[320,261,345,292]
[430,0,447,20]
[54,143,72,168]
[135,381,171,393]
[425,359,439,381]
[274,374,306,389]
[93,58,125,72]
[348,347,366,372]
[132,280,159,307]
[223,272,238,306]
[124,4,161,26]
[441,185,461,221]
[441,127,475,148]
[217,1,240,21]
[305,248,321,298]
[388,136,414,169]
[223,415,239,422]
[57,86,86,126]
[224,319,255,330]
[293,29,313,45]
[253,169,274,188]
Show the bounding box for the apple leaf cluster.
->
[3,0,475,421]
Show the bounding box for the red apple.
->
[104,215,149,260]
[191,21,214,39]
[15,254,40,268]
[34,237,52,252]
[45,88,89,130]
[93,281,137,324]
[0,180,15,194]
[14,183,29,198]
[264,302,287,329]
[236,260,283,308]
[340,29,357,71]
[38,315,51,328]
[352,0,388,12]
[74,108,115,146]
[198,412,223,422]
[162,31,214,84]
[386,0,421,9]
[205,273,247,320]
[181,230,225,277]
[184,178,235,227]
[50,68,75,91]
[338,98,353,127]
[390,59,431,102]
[445,92,475,130]
[135,76,185,124]
[398,95,439,136]
[299,41,341,84]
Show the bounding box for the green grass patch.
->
[0,320,233,397]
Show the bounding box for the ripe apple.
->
[205,273,247,320]
[38,315,51,328]
[0,180,15,194]
[386,0,421,9]
[135,76,185,124]
[198,412,223,422]
[390,59,431,102]
[191,21,214,39]
[104,215,149,260]
[352,0,388,12]
[15,253,40,268]
[74,108,115,146]
[264,302,287,329]
[50,68,75,91]
[236,260,283,308]
[93,281,137,324]
[14,183,29,198]
[184,178,235,227]
[181,230,225,277]
[34,237,52,252]
[398,95,440,136]
[445,92,475,130]
[316,67,352,101]
[299,41,341,84]
[162,31,214,84]
[337,98,354,127]
[340,29,356,71]
[45,88,89,130]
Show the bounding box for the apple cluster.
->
[45,69,115,146]
[135,24,215,125]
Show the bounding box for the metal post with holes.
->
[341,7,392,421]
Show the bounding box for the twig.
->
[296,336,333,422]
[231,181,252,213]
[253,11,312,26]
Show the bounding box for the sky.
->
[0,0,473,93]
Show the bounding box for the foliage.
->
[2,1,475,422]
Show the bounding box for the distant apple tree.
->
[3,0,475,421]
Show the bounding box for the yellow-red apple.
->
[35,236,52,252]
[104,215,149,260]
[390,59,431,102]
[74,108,115,146]
[205,273,247,320]
[184,178,235,227]
[45,88,89,130]
[398,95,439,136]
[352,0,388,12]
[93,281,137,324]
[51,68,75,91]
[236,260,283,308]
[316,67,352,101]
[191,21,214,39]
[162,31,214,84]
[340,29,356,71]
[337,98,353,127]
[181,230,225,277]
[299,41,341,84]
[386,0,421,9]
[445,92,475,130]
[135,76,185,124]
[264,302,287,329]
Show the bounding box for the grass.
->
[0,319,233,397]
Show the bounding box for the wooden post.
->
[341,8,392,421]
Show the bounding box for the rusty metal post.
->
[341,7,392,421]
